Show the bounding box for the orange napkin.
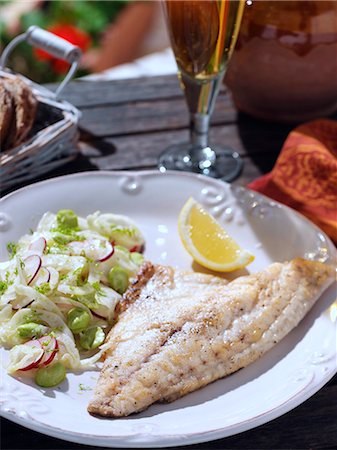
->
[248,119,337,244]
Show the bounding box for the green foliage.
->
[0,0,129,83]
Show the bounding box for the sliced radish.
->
[129,244,144,253]
[38,336,58,366]
[23,255,42,285]
[19,340,44,371]
[32,267,50,286]
[28,237,46,256]
[11,298,34,310]
[47,267,59,290]
[86,239,114,262]
[69,239,114,262]
[97,242,114,262]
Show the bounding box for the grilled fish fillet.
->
[88,258,335,417]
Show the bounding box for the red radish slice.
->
[23,255,42,285]
[68,239,114,262]
[85,239,114,262]
[47,267,59,290]
[32,267,50,286]
[130,244,144,253]
[97,242,114,262]
[28,237,46,256]
[38,336,58,366]
[19,340,44,371]
[11,298,34,310]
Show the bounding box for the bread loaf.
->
[0,75,37,151]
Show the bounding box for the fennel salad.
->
[0,209,145,388]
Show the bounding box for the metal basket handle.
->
[0,25,82,99]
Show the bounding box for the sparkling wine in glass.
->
[159,0,245,181]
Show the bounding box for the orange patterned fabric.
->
[248,119,337,243]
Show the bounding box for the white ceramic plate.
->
[0,170,336,448]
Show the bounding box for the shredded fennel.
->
[0,210,145,379]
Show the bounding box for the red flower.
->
[34,24,92,74]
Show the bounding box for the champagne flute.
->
[159,0,245,181]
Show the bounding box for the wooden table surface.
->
[1,75,336,449]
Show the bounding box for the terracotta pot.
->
[225,1,337,123]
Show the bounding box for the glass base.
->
[158,143,243,182]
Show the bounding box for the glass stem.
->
[190,113,210,148]
[180,72,224,165]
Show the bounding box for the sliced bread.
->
[0,81,14,150]
[2,76,37,150]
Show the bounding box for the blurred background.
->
[1,0,336,122]
[0,0,171,83]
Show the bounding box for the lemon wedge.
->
[178,197,254,272]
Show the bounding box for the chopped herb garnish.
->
[35,283,51,295]
[53,234,74,245]
[0,281,8,295]
[79,383,92,391]
[52,232,85,246]
[111,226,136,237]
[6,242,17,258]
[58,274,67,283]
[3,272,14,290]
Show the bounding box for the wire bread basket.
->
[0,26,82,192]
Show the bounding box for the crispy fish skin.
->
[88,259,335,417]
